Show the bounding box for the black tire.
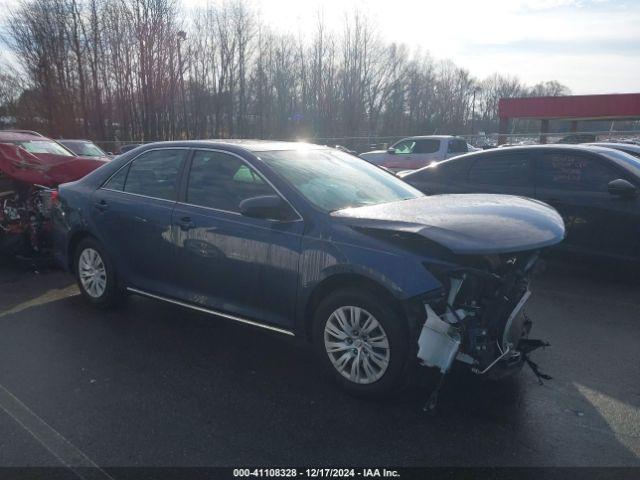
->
[312,288,411,397]
[74,237,124,308]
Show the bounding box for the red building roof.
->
[499,93,640,121]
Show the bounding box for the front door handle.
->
[177,216,195,231]
[94,199,108,212]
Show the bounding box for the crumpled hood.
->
[331,194,565,255]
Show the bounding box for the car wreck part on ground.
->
[416,249,552,412]
[518,336,553,385]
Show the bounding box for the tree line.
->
[0,0,571,149]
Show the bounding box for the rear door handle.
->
[177,216,195,231]
[94,199,108,211]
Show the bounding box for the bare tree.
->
[2,0,571,144]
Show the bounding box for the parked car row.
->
[3,129,638,404]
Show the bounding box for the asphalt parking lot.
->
[0,257,638,468]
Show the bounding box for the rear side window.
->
[468,154,531,186]
[186,150,276,212]
[122,149,185,200]
[103,165,128,191]
[448,139,468,154]
[537,152,620,192]
[413,139,440,154]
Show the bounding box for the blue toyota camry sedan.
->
[52,140,564,397]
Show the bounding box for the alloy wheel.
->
[323,306,390,384]
[78,248,107,298]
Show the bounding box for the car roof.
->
[59,139,96,143]
[586,142,640,152]
[138,139,329,153]
[401,135,462,141]
[445,143,616,157]
[404,143,640,177]
[0,130,49,141]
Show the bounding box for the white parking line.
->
[0,383,113,480]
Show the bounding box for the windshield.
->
[61,141,106,157]
[600,148,640,174]
[259,148,423,212]
[14,140,74,156]
[621,149,640,160]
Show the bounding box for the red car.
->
[0,130,108,256]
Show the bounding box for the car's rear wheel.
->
[75,237,123,308]
[312,288,410,396]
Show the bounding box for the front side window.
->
[122,149,185,200]
[186,150,276,212]
[392,140,416,154]
[259,148,423,212]
[468,154,531,186]
[537,153,620,192]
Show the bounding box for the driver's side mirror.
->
[608,179,637,198]
[386,147,396,154]
[239,195,294,221]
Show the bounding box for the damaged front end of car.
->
[0,142,107,257]
[332,194,565,402]
[416,250,552,410]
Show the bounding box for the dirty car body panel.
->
[53,140,565,393]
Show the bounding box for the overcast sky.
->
[185,0,640,94]
[2,0,639,94]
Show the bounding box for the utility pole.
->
[177,30,187,137]
[471,86,480,135]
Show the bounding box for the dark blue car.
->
[53,141,564,396]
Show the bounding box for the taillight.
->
[50,189,59,204]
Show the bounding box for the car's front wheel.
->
[312,288,411,396]
[75,237,123,308]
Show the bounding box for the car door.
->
[384,139,419,171]
[172,149,304,327]
[91,148,187,295]
[463,151,535,197]
[534,150,638,259]
[410,139,442,167]
[404,157,472,195]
